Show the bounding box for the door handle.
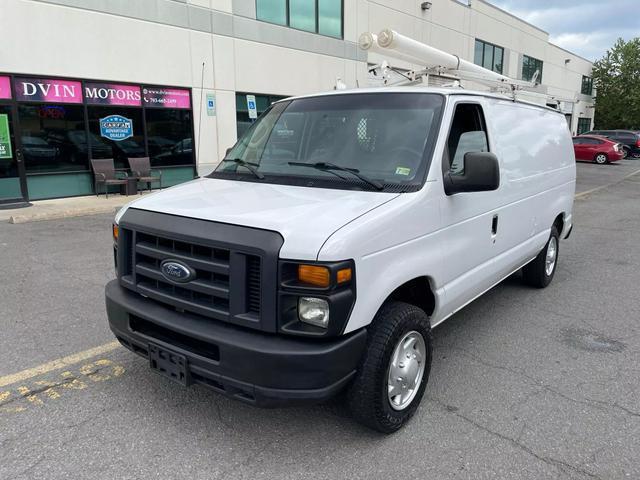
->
[15,148,23,163]
[491,214,499,236]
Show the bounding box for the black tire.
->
[523,226,559,288]
[594,153,608,164]
[347,301,432,433]
[622,147,629,159]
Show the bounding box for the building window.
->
[146,109,194,167]
[577,117,591,135]
[18,104,88,174]
[581,76,593,96]
[256,0,287,25]
[522,55,543,83]
[318,0,342,38]
[474,39,504,74]
[88,107,145,169]
[236,93,287,138]
[256,0,343,39]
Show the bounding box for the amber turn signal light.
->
[112,224,119,241]
[337,268,352,284]
[298,265,330,287]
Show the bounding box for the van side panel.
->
[486,99,576,279]
[321,95,575,334]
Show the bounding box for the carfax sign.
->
[99,115,133,141]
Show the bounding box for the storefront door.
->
[0,104,28,203]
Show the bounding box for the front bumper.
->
[105,280,366,407]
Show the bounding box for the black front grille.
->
[133,231,233,318]
[120,229,263,326]
[117,209,283,333]
[247,255,261,314]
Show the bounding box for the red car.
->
[573,135,624,164]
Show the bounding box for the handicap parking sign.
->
[246,95,258,119]
[206,93,216,116]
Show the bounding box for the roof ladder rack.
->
[359,29,550,102]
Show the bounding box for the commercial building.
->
[0,0,594,204]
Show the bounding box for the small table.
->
[120,178,138,196]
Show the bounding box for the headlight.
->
[298,297,330,328]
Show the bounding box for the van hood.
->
[117,178,400,259]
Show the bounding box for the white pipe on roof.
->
[374,28,514,84]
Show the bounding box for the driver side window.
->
[447,103,489,175]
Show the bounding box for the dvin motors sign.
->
[13,77,82,103]
[99,115,133,141]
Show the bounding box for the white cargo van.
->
[106,87,575,432]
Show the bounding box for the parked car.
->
[153,138,193,165]
[20,135,59,167]
[106,88,575,433]
[46,130,111,164]
[572,135,624,164]
[583,129,640,158]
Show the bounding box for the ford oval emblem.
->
[160,259,195,283]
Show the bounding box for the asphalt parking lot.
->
[1,160,640,479]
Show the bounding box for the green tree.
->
[592,38,640,129]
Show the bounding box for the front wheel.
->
[347,301,432,433]
[523,226,559,288]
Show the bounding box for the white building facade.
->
[0,0,594,202]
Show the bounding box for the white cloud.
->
[490,0,639,60]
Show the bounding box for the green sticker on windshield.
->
[395,167,411,176]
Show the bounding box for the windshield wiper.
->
[288,162,384,191]
[221,158,265,180]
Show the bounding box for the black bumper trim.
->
[106,280,366,407]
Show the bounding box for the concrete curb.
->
[9,206,123,224]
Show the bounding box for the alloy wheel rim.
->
[387,331,426,411]
[596,154,606,164]
[545,237,557,276]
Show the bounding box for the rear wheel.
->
[594,153,608,164]
[523,226,559,288]
[347,301,432,433]
[622,147,629,159]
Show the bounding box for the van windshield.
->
[210,93,444,192]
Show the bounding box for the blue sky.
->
[491,0,640,61]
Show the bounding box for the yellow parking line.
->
[575,167,640,199]
[0,341,120,388]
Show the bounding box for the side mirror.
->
[225,147,232,156]
[444,151,500,195]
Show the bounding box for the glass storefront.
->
[0,73,196,202]
[146,109,194,167]
[88,106,145,169]
[19,104,88,173]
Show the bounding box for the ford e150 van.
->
[106,87,575,433]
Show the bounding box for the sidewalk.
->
[0,194,133,224]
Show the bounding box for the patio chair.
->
[91,158,129,199]
[128,157,162,194]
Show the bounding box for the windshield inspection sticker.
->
[395,167,411,176]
